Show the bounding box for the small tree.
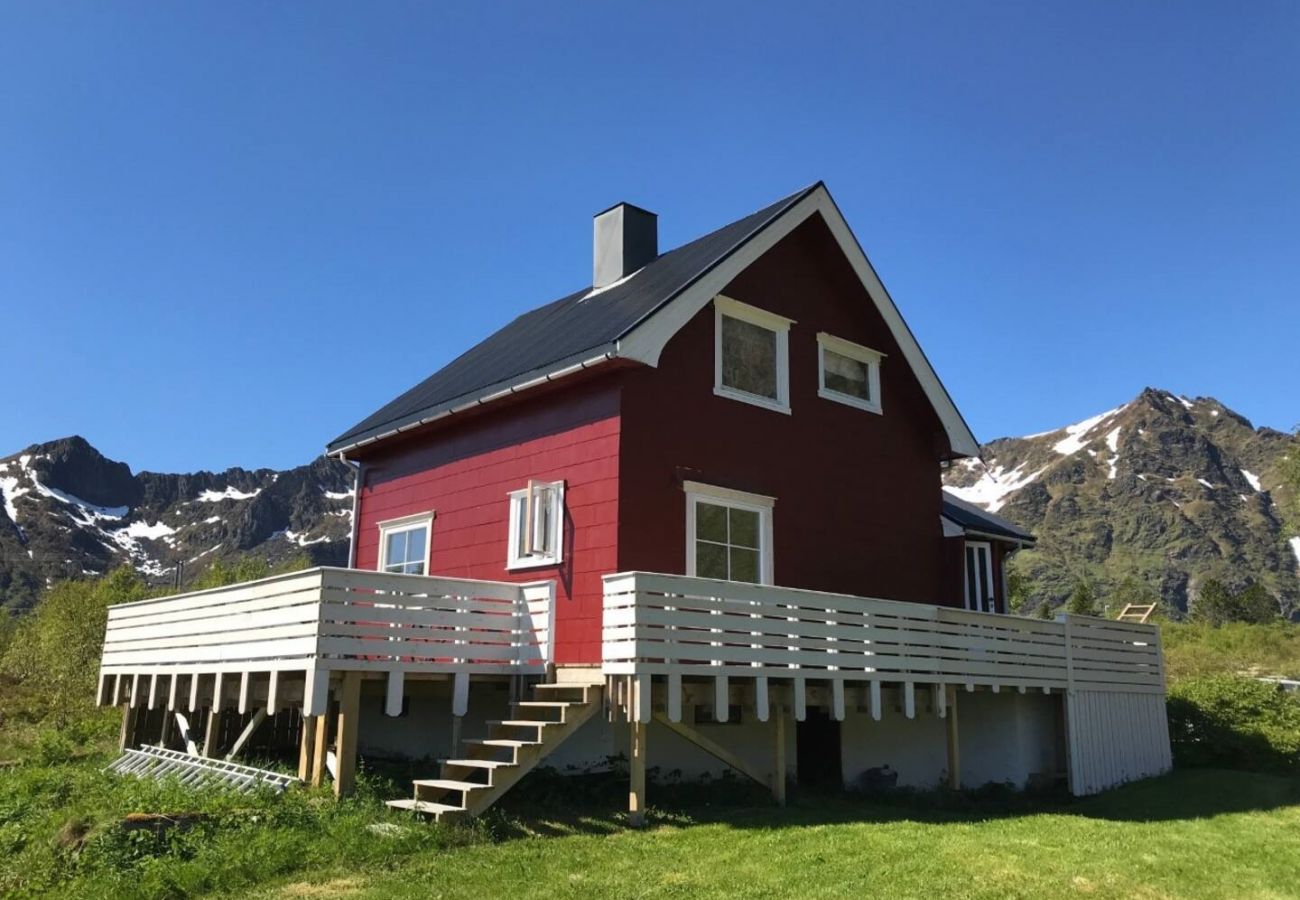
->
[1035,600,1054,619]
[1066,581,1099,617]
[1191,578,1279,626]
[1006,568,1031,614]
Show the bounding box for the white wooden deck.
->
[97,567,554,717]
[602,571,1172,794]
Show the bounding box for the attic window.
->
[817,333,883,414]
[378,513,433,575]
[714,296,793,414]
[507,480,564,569]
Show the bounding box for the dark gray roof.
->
[328,184,819,453]
[941,491,1035,543]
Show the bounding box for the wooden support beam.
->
[202,707,222,758]
[226,708,268,761]
[629,715,647,828]
[945,685,960,790]
[385,670,404,717]
[267,671,281,714]
[755,676,769,722]
[310,709,330,787]
[167,674,180,712]
[148,674,160,710]
[118,704,140,751]
[175,711,199,756]
[773,706,787,806]
[160,707,175,748]
[298,715,315,781]
[652,713,770,790]
[903,680,916,719]
[238,671,252,714]
[334,672,361,797]
[869,679,882,721]
[668,672,682,723]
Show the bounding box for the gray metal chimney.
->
[592,202,657,288]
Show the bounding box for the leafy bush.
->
[1166,675,1300,774]
[1161,621,1300,682]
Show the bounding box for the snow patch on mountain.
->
[197,486,261,502]
[1291,537,1300,574]
[1105,427,1121,480]
[946,461,1045,513]
[1052,406,1126,457]
[1241,469,1263,492]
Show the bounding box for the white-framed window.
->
[817,332,883,414]
[507,479,565,569]
[377,512,434,575]
[964,541,995,613]
[684,480,775,584]
[714,295,794,415]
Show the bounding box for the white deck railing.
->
[602,572,1163,698]
[99,567,554,714]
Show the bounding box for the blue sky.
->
[2,3,1296,472]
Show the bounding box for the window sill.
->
[506,557,562,572]
[818,387,882,415]
[713,385,791,415]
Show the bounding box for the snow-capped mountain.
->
[944,388,1299,615]
[0,436,353,610]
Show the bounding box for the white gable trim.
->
[614,185,981,458]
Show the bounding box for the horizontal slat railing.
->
[100,567,551,678]
[601,572,1164,694]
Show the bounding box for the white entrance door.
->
[964,542,996,613]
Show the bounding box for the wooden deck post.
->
[202,707,222,758]
[629,716,647,827]
[945,685,960,790]
[334,672,361,798]
[298,714,316,781]
[773,694,787,806]
[310,707,330,787]
[118,704,140,751]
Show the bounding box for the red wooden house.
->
[99,183,1170,819]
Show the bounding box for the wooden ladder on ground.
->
[386,681,603,822]
[1116,604,1157,624]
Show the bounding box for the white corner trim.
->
[614,184,981,457]
[377,511,434,573]
[681,480,777,508]
[817,331,883,415]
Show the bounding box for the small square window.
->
[714,296,793,414]
[378,514,433,575]
[685,481,774,585]
[507,480,564,569]
[817,332,883,414]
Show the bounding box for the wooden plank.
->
[266,671,280,715]
[118,704,139,751]
[629,716,647,827]
[298,715,315,780]
[310,708,330,787]
[773,707,787,806]
[653,712,769,790]
[202,708,222,758]
[385,670,404,717]
[667,672,682,723]
[869,679,882,721]
[755,676,769,722]
[452,672,469,717]
[226,708,267,761]
[945,685,960,789]
[334,672,361,797]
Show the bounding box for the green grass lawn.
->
[246,769,1298,900]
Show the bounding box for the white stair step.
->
[412,779,487,792]
[387,799,463,816]
[514,700,576,708]
[443,758,511,769]
[488,719,555,728]
[465,738,539,748]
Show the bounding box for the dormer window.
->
[507,480,564,569]
[714,296,793,414]
[817,333,883,414]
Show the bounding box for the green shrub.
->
[1166,675,1300,774]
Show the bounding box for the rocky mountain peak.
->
[944,388,1298,616]
[0,438,355,610]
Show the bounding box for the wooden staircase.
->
[386,681,603,822]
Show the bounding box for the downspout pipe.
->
[335,452,363,570]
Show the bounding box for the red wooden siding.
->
[617,214,956,606]
[352,381,620,664]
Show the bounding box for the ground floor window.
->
[684,481,774,584]
[378,512,434,575]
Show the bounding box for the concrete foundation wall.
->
[356,679,512,761]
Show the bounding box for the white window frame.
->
[683,480,775,585]
[964,540,995,613]
[713,295,794,415]
[817,332,884,414]
[377,512,434,576]
[506,479,565,570]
